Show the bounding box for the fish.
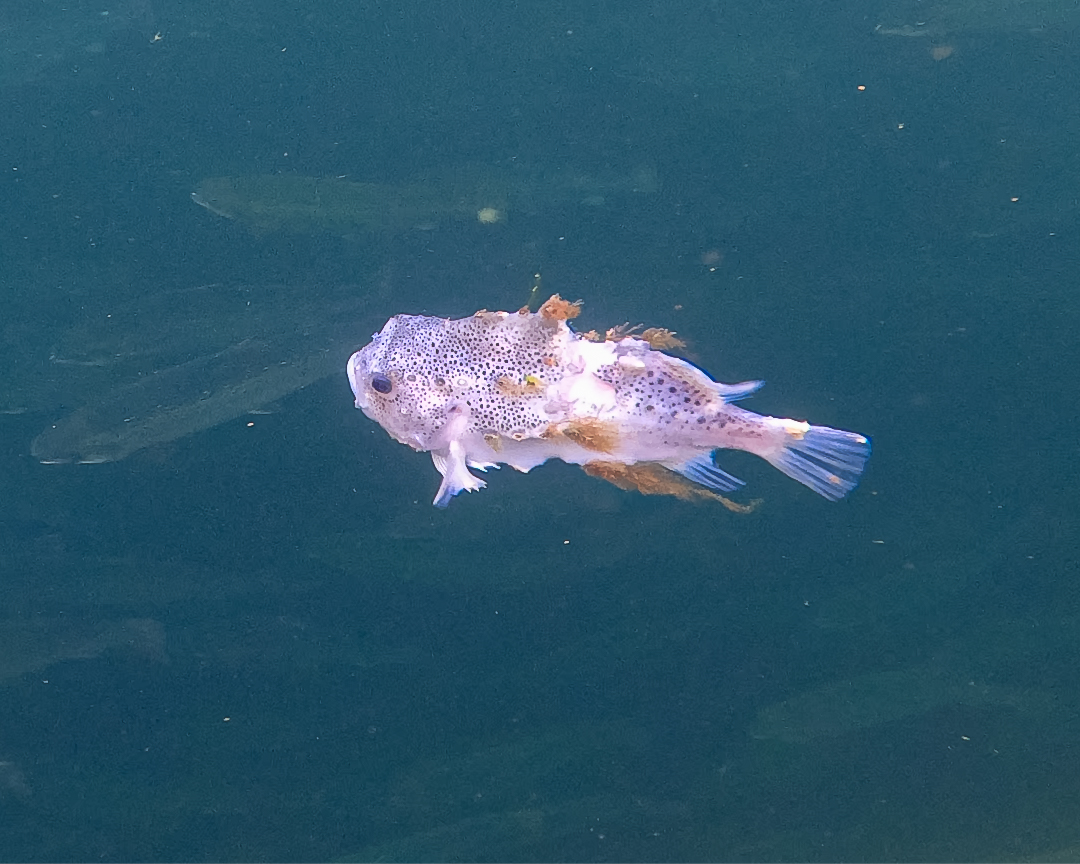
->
[191,174,488,236]
[347,295,870,507]
[192,166,657,236]
[0,616,166,683]
[873,0,1080,37]
[0,761,29,800]
[31,284,378,464]
[31,336,345,464]
[750,666,1059,743]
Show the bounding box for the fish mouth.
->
[190,191,234,219]
[347,351,380,414]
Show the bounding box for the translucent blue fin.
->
[716,380,764,402]
[767,425,871,501]
[668,453,745,492]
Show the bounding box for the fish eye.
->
[371,373,393,394]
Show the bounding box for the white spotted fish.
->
[347,296,870,507]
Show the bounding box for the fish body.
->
[347,297,870,507]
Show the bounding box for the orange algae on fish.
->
[496,375,546,397]
[582,461,760,512]
[543,417,622,454]
[537,294,582,321]
[640,327,686,351]
[580,321,685,352]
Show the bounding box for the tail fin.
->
[765,424,871,500]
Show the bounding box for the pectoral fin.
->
[431,441,487,507]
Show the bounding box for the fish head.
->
[347,314,461,452]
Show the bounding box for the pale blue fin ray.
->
[716,380,764,402]
[667,453,745,493]
[767,426,871,501]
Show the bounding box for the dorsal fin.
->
[716,379,764,402]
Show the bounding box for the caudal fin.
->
[765,424,871,500]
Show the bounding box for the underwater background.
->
[1,0,1078,860]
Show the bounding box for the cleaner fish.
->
[347,296,870,507]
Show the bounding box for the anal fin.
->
[582,461,758,513]
[666,453,745,492]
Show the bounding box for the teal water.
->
[1,0,1078,860]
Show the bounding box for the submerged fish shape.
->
[347,296,870,507]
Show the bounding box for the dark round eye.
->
[371,374,393,394]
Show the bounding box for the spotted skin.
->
[348,299,870,506]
